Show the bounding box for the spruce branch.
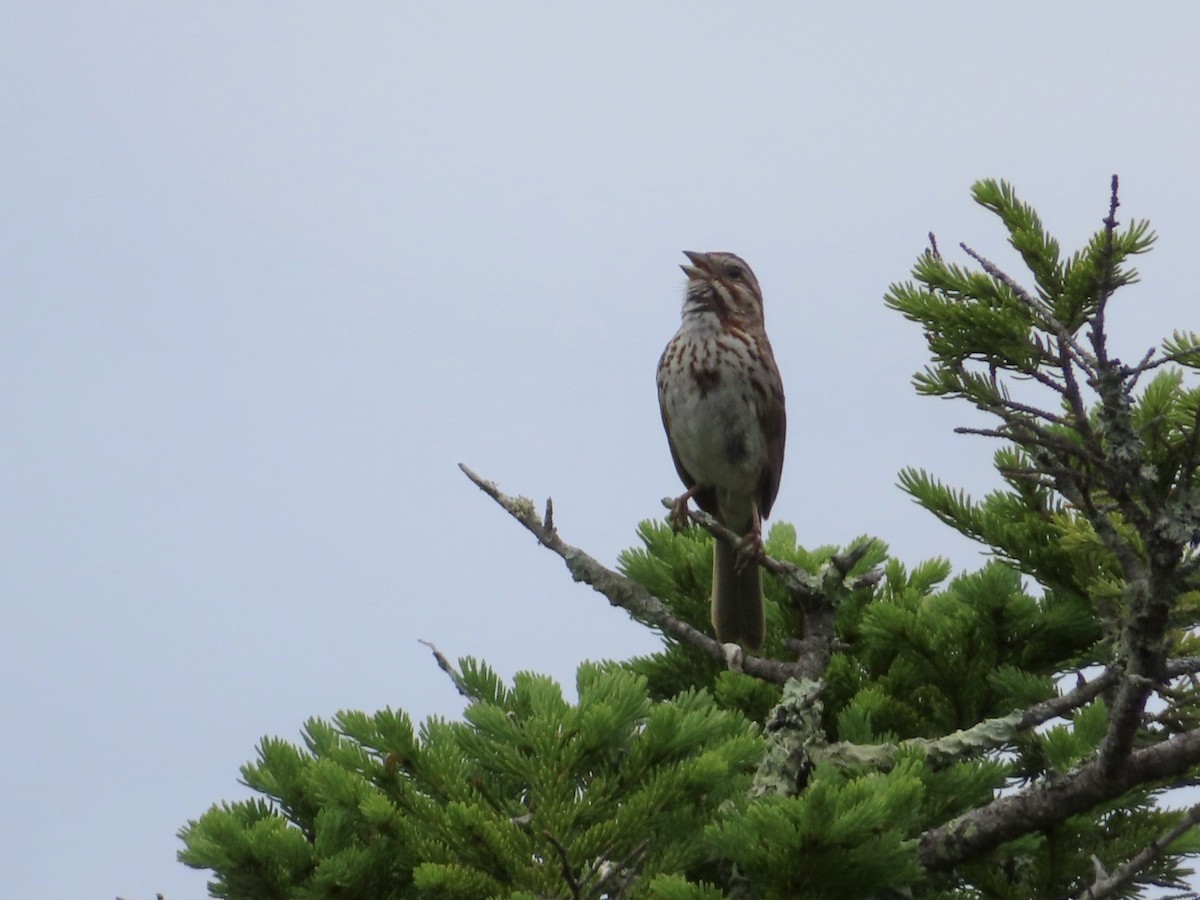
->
[814,665,1124,774]
[749,659,1200,799]
[460,464,815,684]
[918,725,1200,871]
[959,242,1051,316]
[958,241,1096,376]
[908,179,1192,796]
[893,178,1200,882]
[1077,799,1200,899]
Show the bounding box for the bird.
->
[656,251,786,652]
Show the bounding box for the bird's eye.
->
[725,264,744,280]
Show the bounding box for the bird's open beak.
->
[680,250,713,280]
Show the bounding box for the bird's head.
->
[680,251,764,325]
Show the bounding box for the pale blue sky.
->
[4,3,1199,897]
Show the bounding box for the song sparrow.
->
[657,251,786,652]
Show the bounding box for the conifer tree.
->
[180,178,1200,898]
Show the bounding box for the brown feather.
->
[657,251,785,651]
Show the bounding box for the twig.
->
[418,639,476,701]
[958,243,1097,376]
[1088,174,1121,370]
[1016,362,1072,397]
[1017,670,1115,730]
[1123,346,1159,391]
[582,839,650,900]
[994,395,1070,426]
[661,498,835,610]
[954,426,1012,440]
[542,830,582,900]
[831,541,876,578]
[954,417,1104,468]
[1135,347,1200,375]
[959,242,1050,317]
[1077,799,1200,899]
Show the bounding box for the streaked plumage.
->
[657,251,786,652]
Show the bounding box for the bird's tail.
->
[711,537,764,652]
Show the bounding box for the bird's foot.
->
[668,496,692,531]
[667,486,702,532]
[733,526,764,572]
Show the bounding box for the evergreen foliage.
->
[181,663,761,898]
[181,179,1200,898]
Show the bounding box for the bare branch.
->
[1134,347,1200,376]
[831,542,875,577]
[995,396,1070,426]
[418,639,477,701]
[542,830,582,900]
[1056,331,1097,441]
[1018,670,1114,731]
[953,415,1103,470]
[952,426,1101,476]
[1017,363,1071,396]
[954,426,1012,440]
[460,464,813,684]
[1088,174,1121,370]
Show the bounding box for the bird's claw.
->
[734,527,764,572]
[668,495,692,532]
